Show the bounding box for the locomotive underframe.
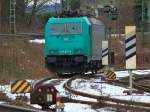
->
[45,55,103,74]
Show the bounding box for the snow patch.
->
[115,69,150,79]
[29,39,45,44]
[64,103,113,112]
[1,70,150,112]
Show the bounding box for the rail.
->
[0,33,44,39]
[0,103,46,112]
[64,75,150,112]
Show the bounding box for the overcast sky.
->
[50,0,60,4]
[29,0,60,6]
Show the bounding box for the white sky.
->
[28,0,60,6]
[48,0,60,4]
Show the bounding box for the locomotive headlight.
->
[38,88,42,93]
[51,88,54,92]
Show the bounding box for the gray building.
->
[80,0,118,17]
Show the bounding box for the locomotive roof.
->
[47,17,91,25]
[46,17,104,26]
[89,18,104,26]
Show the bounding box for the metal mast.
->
[60,0,64,12]
[66,0,70,11]
[10,0,16,34]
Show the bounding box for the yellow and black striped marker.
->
[11,80,32,94]
[105,71,116,80]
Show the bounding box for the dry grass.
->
[0,33,150,83]
[0,37,48,83]
[110,33,150,70]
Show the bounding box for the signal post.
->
[125,26,136,95]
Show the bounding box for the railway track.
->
[29,71,150,111]
[118,74,150,93]
[0,103,46,112]
[63,75,150,112]
[30,73,98,110]
[34,75,58,88]
[0,33,44,39]
[133,75,150,93]
[0,75,59,112]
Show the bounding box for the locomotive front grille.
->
[59,57,73,63]
[46,55,86,63]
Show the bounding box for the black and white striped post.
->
[102,41,109,66]
[125,26,136,94]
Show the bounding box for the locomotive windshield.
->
[50,23,82,35]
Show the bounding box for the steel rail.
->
[0,33,44,39]
[119,75,150,92]
[64,75,150,111]
[0,103,46,112]
[133,75,150,93]
[61,97,150,112]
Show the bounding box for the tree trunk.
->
[28,0,38,25]
[0,0,2,32]
[16,0,26,22]
[25,0,29,9]
[1,0,10,33]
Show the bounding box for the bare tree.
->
[28,0,52,25]
[28,0,38,25]
[0,0,2,32]
[118,0,135,28]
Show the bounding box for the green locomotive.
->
[45,17,105,75]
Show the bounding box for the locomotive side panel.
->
[90,18,106,61]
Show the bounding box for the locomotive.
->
[45,17,106,75]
